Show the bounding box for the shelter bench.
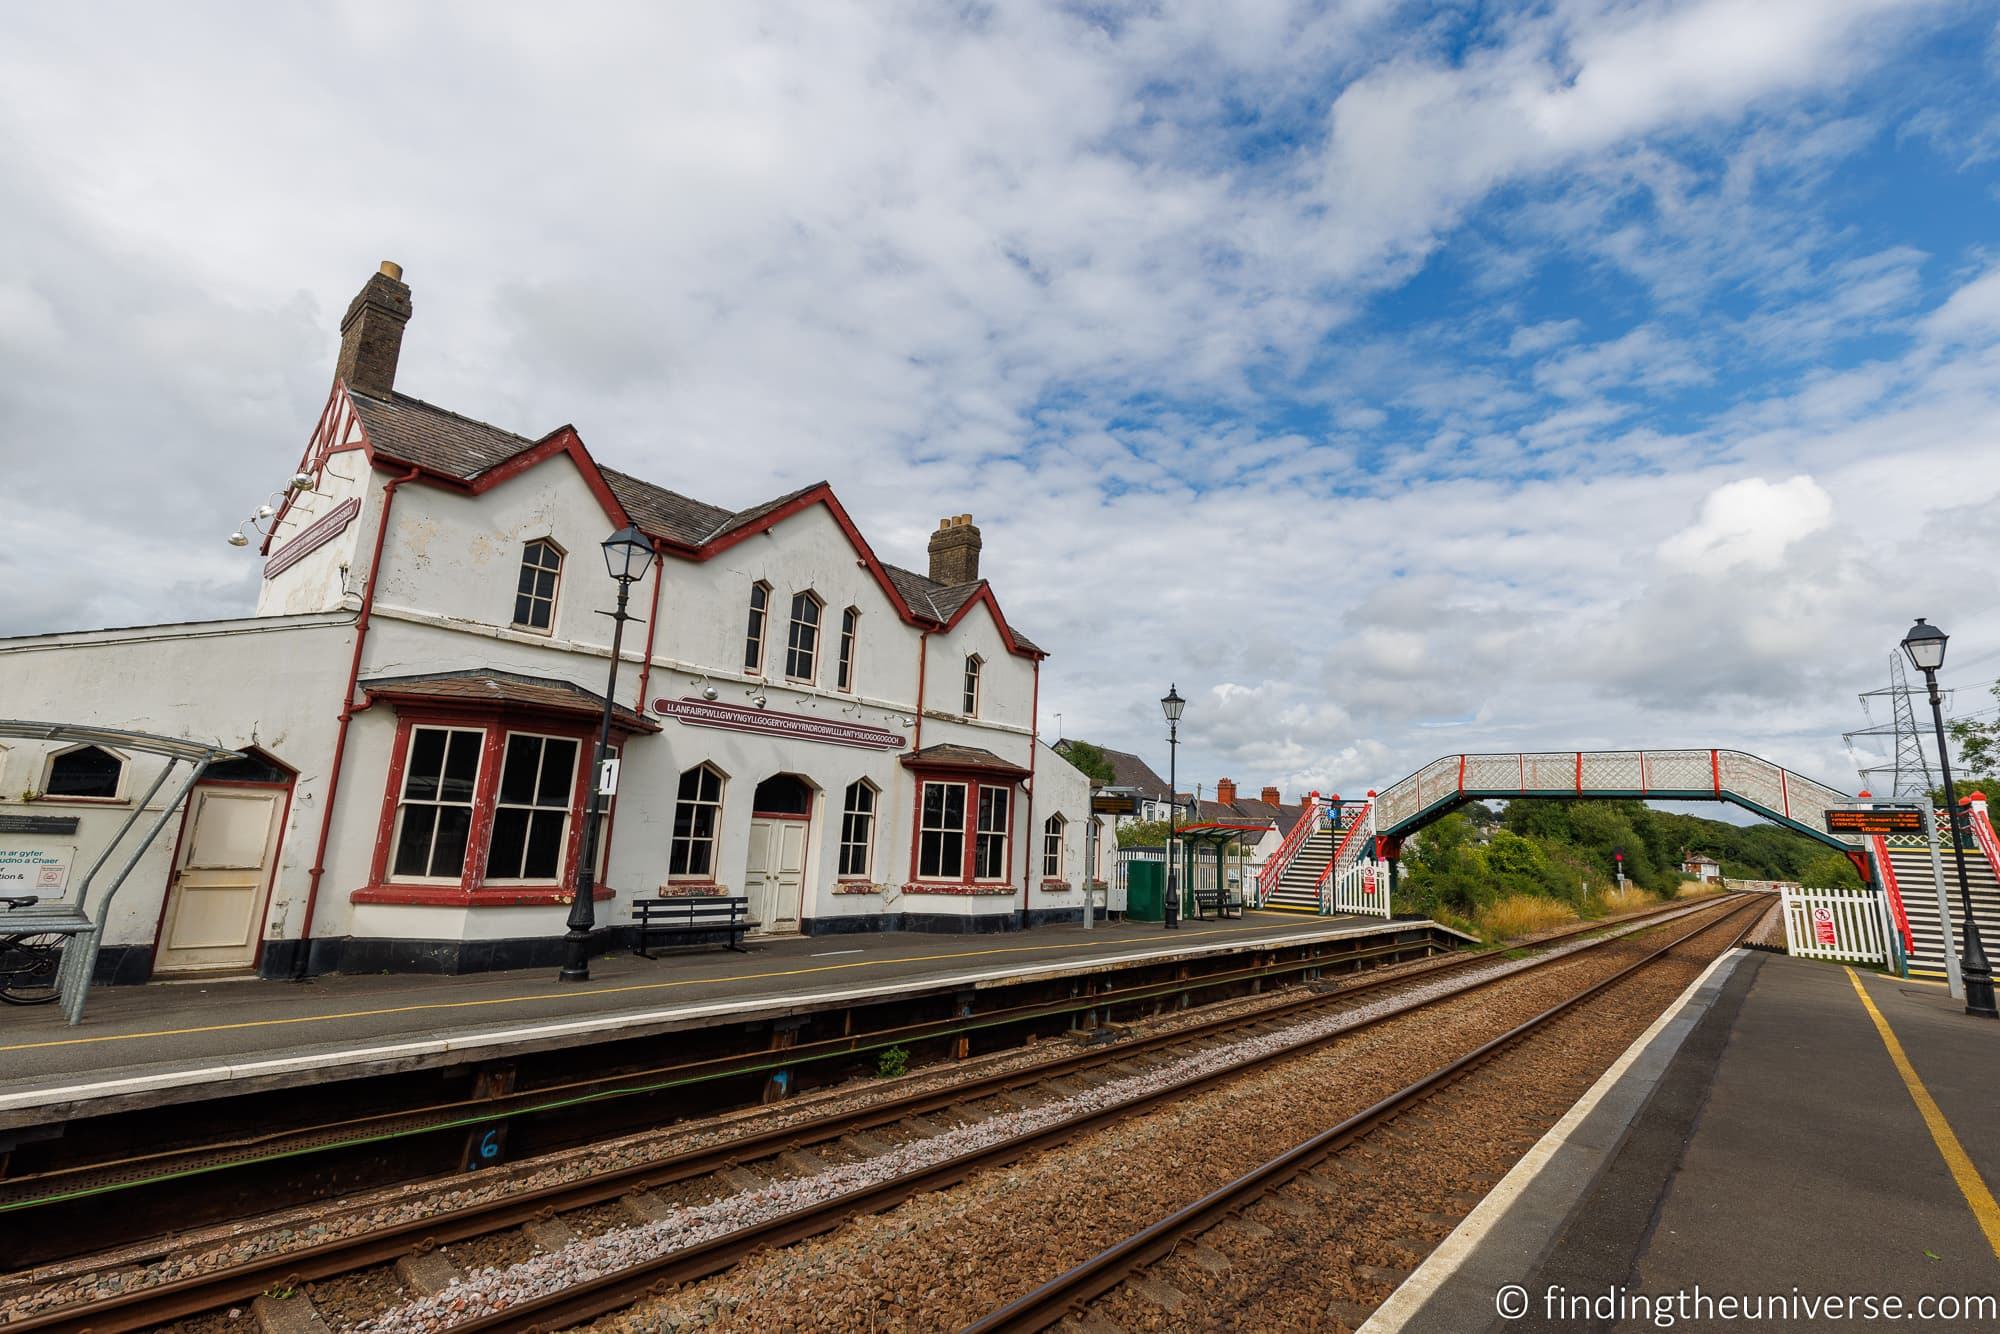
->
[630,895,759,956]
[1191,887,1245,921]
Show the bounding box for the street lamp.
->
[560,525,654,983]
[1161,684,1185,930]
[1902,617,1996,1018]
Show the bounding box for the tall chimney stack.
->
[927,513,982,586]
[335,261,412,400]
[1215,778,1237,805]
[1261,786,1282,806]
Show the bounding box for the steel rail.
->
[2,928,1453,1207]
[420,898,1758,1334]
[961,894,1768,1333]
[9,895,1748,1333]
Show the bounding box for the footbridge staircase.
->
[1871,794,2000,980]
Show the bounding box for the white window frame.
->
[744,581,771,675]
[1042,813,1066,879]
[975,784,1010,881]
[388,726,486,883]
[39,743,131,804]
[962,655,982,717]
[917,780,968,881]
[786,590,823,683]
[838,779,877,878]
[512,538,564,634]
[482,731,581,884]
[836,606,859,693]
[670,763,727,880]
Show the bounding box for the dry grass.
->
[1675,879,1724,899]
[1594,887,1656,916]
[1477,894,1578,941]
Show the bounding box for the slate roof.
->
[1058,742,1173,803]
[358,669,659,732]
[1191,796,1311,835]
[347,390,1042,650]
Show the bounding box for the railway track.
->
[963,891,1768,1332]
[2,893,1756,1333]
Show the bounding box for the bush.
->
[1594,887,1655,916]
[874,1044,909,1079]
[1477,894,1577,941]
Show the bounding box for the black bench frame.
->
[1191,886,1246,921]
[631,895,760,956]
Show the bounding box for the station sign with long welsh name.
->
[651,696,908,750]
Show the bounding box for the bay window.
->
[975,787,1010,879]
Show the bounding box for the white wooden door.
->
[744,817,807,935]
[158,787,283,972]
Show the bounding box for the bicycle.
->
[1,896,64,1005]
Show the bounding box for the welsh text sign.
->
[0,842,75,896]
[652,697,908,750]
[1825,808,1927,836]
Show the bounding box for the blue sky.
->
[3,0,1999,802]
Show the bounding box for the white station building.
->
[0,263,1104,981]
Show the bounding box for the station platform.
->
[0,910,1447,1127]
[1371,950,2000,1332]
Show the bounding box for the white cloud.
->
[1657,476,1837,573]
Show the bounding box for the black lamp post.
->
[560,525,654,983]
[1902,617,1996,1019]
[1162,684,1185,930]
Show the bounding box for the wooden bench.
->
[630,895,759,956]
[1191,887,1245,921]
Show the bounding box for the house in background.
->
[1682,853,1724,883]
[0,262,1101,983]
[1052,740,1177,828]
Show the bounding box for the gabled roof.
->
[1191,795,1310,834]
[337,386,1045,658]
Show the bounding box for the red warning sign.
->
[1361,867,1377,895]
[1812,905,1837,947]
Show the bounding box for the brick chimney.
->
[927,513,982,585]
[335,261,413,400]
[1215,778,1237,805]
[1261,785,1281,806]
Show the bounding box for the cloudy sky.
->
[4,0,1999,802]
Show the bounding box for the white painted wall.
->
[0,615,353,949]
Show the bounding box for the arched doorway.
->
[746,774,816,934]
[157,747,296,974]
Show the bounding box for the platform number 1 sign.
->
[1811,905,1838,947]
[597,757,620,796]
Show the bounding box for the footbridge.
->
[1258,749,1862,916]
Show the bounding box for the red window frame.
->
[355,707,616,908]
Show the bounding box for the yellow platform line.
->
[0,917,1327,1055]
[1846,967,2000,1260]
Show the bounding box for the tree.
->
[1800,850,1863,890]
[1947,677,2000,777]
[1056,739,1117,786]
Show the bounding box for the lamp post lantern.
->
[1161,684,1185,930]
[560,525,654,983]
[1902,617,1996,1019]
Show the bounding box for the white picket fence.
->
[1327,860,1392,918]
[1779,886,1891,964]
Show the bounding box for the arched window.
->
[962,655,982,717]
[836,607,859,692]
[670,764,726,879]
[513,539,564,632]
[786,591,823,682]
[744,582,771,673]
[839,780,877,878]
[1043,814,1066,878]
[45,745,126,801]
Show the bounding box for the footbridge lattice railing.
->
[1371,749,1861,847]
